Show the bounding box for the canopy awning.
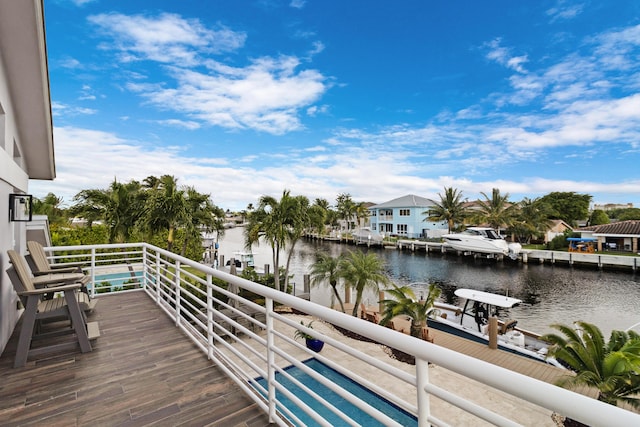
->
[454,289,521,308]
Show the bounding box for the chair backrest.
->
[27,240,51,273]
[6,266,29,307]
[7,250,36,293]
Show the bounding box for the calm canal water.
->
[217,227,640,336]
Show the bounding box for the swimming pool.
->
[255,358,417,427]
[94,271,143,288]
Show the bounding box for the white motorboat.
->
[222,251,262,273]
[351,227,384,244]
[430,288,563,368]
[442,227,522,259]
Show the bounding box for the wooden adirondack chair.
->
[27,240,90,279]
[6,250,100,368]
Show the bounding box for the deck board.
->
[0,291,272,426]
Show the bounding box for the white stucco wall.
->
[0,39,37,356]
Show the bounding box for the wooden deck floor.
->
[0,291,272,426]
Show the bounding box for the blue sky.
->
[32,0,640,211]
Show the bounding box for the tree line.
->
[34,181,640,261]
[426,187,639,244]
[34,175,226,260]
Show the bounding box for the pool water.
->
[255,358,417,427]
[94,271,143,288]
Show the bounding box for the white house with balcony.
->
[368,194,448,239]
[0,0,55,354]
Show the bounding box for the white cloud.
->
[128,56,328,134]
[59,56,82,69]
[308,41,325,57]
[155,119,201,130]
[88,12,329,135]
[65,0,97,6]
[30,121,640,211]
[52,102,97,116]
[290,0,307,9]
[546,1,585,22]
[88,13,246,65]
[484,38,528,73]
[307,104,329,116]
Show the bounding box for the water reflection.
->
[217,227,640,336]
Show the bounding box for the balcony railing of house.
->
[43,242,640,426]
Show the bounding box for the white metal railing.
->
[44,243,640,426]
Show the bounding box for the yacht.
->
[442,227,521,259]
[351,227,384,244]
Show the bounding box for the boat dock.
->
[342,302,595,400]
[305,234,639,270]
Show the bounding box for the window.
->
[397,224,407,235]
[399,209,410,216]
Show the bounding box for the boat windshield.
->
[462,228,502,239]
[485,229,502,240]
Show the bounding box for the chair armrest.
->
[33,267,81,275]
[18,283,82,295]
[32,273,86,286]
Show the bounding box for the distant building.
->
[368,194,448,239]
[542,219,573,243]
[593,203,634,211]
[578,220,640,253]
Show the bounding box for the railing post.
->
[90,247,96,298]
[155,251,161,302]
[142,246,148,290]
[207,273,214,360]
[415,357,431,427]
[265,297,277,422]
[175,260,181,326]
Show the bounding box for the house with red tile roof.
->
[578,220,640,253]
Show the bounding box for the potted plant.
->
[294,320,325,352]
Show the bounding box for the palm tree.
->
[308,203,328,236]
[180,187,224,257]
[512,197,553,244]
[541,321,640,409]
[471,188,518,231]
[245,190,310,292]
[281,194,311,292]
[380,283,441,337]
[310,198,331,236]
[336,193,356,231]
[143,175,187,251]
[339,250,389,317]
[425,187,467,232]
[72,179,145,243]
[354,202,370,229]
[310,253,345,312]
[33,193,68,226]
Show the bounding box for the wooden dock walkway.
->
[342,303,583,394]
